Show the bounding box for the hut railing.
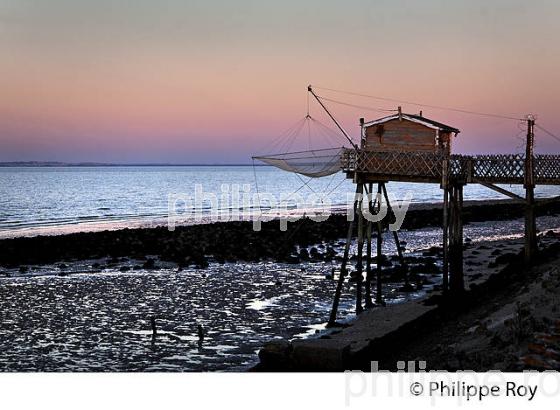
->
[341,149,443,179]
[534,154,560,184]
[341,149,560,185]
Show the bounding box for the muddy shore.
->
[1,199,560,269]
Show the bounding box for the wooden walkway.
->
[341,149,560,185]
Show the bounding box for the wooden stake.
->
[150,316,157,337]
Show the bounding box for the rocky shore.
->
[254,231,560,371]
[1,199,559,270]
[364,232,560,372]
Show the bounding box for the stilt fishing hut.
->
[255,85,560,327]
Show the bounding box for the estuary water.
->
[1,166,559,238]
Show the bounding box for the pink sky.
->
[1,0,559,163]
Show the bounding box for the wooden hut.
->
[361,108,460,155]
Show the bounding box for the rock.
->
[119,266,131,272]
[19,266,28,273]
[399,283,415,292]
[528,342,546,355]
[521,355,552,370]
[143,258,156,269]
[258,340,293,370]
[291,339,350,370]
[309,247,319,258]
[495,252,518,265]
[422,246,443,257]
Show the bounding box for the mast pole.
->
[308,85,358,150]
[524,115,537,264]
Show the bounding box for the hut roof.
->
[363,113,460,134]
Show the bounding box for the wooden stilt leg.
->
[365,183,374,308]
[381,184,409,288]
[327,185,360,327]
[449,184,465,293]
[524,117,537,265]
[442,185,449,293]
[375,183,384,305]
[355,183,365,315]
[524,186,537,265]
[456,185,464,291]
[448,186,456,292]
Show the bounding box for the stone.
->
[258,340,292,370]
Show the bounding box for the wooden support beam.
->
[375,183,384,305]
[475,180,525,202]
[525,187,537,265]
[364,183,374,308]
[381,184,409,288]
[442,186,449,293]
[449,184,465,293]
[355,183,365,315]
[524,117,538,265]
[441,158,449,293]
[327,184,360,327]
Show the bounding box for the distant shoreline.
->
[0,162,268,167]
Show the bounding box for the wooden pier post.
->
[327,184,360,327]
[365,183,374,308]
[524,116,537,265]
[375,183,384,305]
[441,157,449,293]
[355,183,365,315]
[381,184,409,288]
[449,184,464,293]
[150,316,157,337]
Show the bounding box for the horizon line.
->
[0,161,269,167]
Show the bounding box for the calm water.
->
[1,166,559,238]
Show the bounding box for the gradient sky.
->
[1,0,559,163]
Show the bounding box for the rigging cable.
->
[536,124,560,144]
[312,85,525,121]
[316,96,396,114]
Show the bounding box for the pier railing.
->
[341,149,560,185]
